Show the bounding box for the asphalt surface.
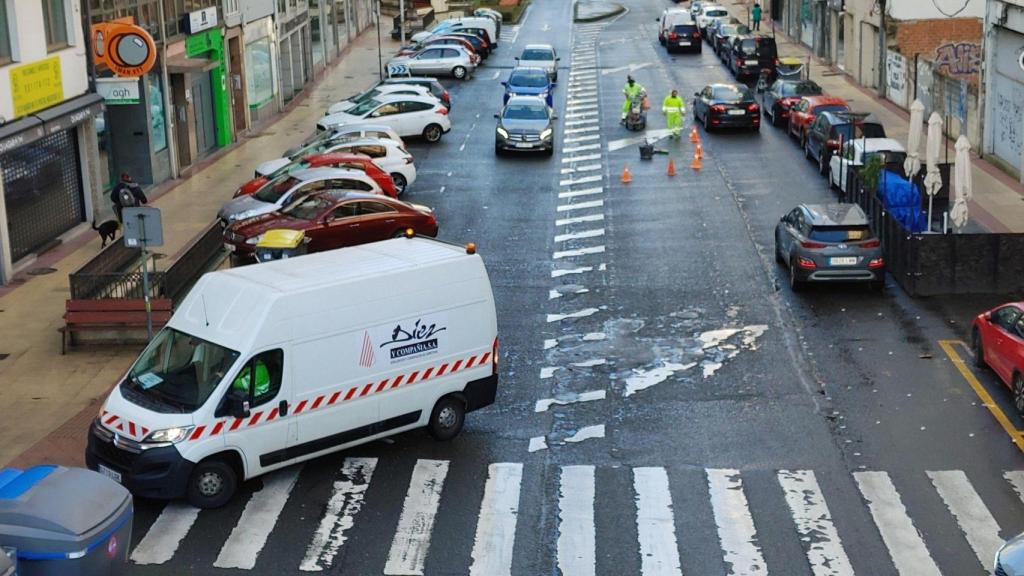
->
[125,1,1024,574]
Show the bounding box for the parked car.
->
[758,78,822,127]
[787,95,849,144]
[237,153,399,199]
[397,35,480,62]
[828,138,907,194]
[805,111,886,174]
[443,30,491,59]
[516,44,559,81]
[318,94,451,143]
[224,192,438,259]
[995,533,1024,576]
[657,8,693,45]
[315,138,417,195]
[495,95,556,156]
[327,83,437,115]
[218,167,384,224]
[692,83,760,132]
[973,303,1024,413]
[387,45,477,79]
[474,7,503,36]
[711,21,749,56]
[257,125,404,179]
[727,34,779,80]
[411,17,497,49]
[381,76,451,109]
[696,5,729,36]
[775,203,885,291]
[503,67,554,106]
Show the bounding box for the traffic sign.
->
[387,63,410,77]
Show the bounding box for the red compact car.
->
[235,153,398,198]
[973,302,1024,412]
[223,192,438,259]
[786,95,849,144]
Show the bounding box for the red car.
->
[973,302,1024,412]
[223,192,438,259]
[235,153,398,198]
[399,35,480,61]
[786,95,849,144]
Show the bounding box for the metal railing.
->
[163,222,226,302]
[69,242,148,300]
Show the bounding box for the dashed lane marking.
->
[563,134,601,144]
[552,266,594,278]
[561,153,601,163]
[563,143,601,154]
[553,245,606,259]
[556,199,603,212]
[558,187,603,199]
[556,214,604,226]
[559,175,602,187]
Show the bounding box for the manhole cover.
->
[27,267,57,275]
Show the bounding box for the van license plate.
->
[830,257,858,265]
[98,465,122,484]
[727,109,745,116]
[746,59,759,66]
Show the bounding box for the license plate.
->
[746,59,759,66]
[677,40,690,46]
[515,142,534,149]
[98,464,122,484]
[224,243,236,252]
[830,257,858,265]
[727,109,745,116]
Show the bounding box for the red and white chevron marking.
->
[100,410,151,440]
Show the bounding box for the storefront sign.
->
[97,77,141,105]
[0,120,45,155]
[186,8,218,35]
[9,57,64,118]
[92,21,157,77]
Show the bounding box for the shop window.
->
[245,38,275,108]
[42,0,69,51]
[148,69,168,152]
[0,1,11,64]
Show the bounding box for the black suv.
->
[727,35,778,80]
[804,112,887,174]
[666,23,702,53]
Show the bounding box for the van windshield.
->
[122,328,240,413]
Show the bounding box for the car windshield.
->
[720,25,738,35]
[740,38,773,54]
[835,123,886,140]
[864,150,907,165]
[510,71,549,87]
[813,104,849,115]
[123,328,240,413]
[809,226,873,242]
[282,194,333,219]
[503,104,549,120]
[521,49,554,60]
[712,86,751,102]
[351,88,381,103]
[780,82,821,97]
[706,9,728,16]
[254,175,300,203]
[348,98,382,117]
[269,160,311,179]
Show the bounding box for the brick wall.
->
[893,18,982,85]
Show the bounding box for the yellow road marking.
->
[938,339,1024,454]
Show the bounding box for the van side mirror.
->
[218,388,251,419]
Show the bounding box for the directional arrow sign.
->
[601,63,652,76]
[607,129,675,152]
[387,63,409,77]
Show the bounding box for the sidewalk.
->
[0,29,401,469]
[741,16,1024,234]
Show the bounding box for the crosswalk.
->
[128,459,1024,574]
[499,25,521,45]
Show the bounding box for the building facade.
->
[982,0,1024,180]
[0,0,104,283]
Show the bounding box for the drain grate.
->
[27,267,57,275]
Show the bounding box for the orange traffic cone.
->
[695,143,704,159]
[691,151,702,171]
[689,126,699,143]
[667,159,677,177]
[621,165,633,184]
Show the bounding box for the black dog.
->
[92,220,119,247]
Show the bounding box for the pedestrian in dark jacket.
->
[110,173,148,222]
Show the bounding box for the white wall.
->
[0,0,89,122]
[890,0,986,20]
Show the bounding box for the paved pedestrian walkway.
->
[0,29,401,468]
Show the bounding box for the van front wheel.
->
[428,396,465,441]
[187,459,237,509]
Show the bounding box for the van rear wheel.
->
[428,396,465,441]
[187,459,237,509]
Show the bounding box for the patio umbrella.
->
[923,111,944,231]
[950,135,973,230]
[904,100,924,179]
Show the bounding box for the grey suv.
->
[774,204,885,291]
[494,96,555,156]
[996,533,1024,575]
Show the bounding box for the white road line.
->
[540,366,559,379]
[469,463,523,576]
[928,470,1003,572]
[560,164,600,174]
[1004,470,1024,502]
[566,104,599,113]
[528,436,548,452]
[385,460,450,575]
[300,458,378,572]
[707,469,767,576]
[552,266,594,278]
[491,71,500,80]
[565,126,600,135]
[567,86,598,93]
[547,308,599,322]
[634,467,683,576]
[559,175,602,187]
[557,199,603,212]
[555,228,605,242]
[853,471,940,576]
[563,143,601,154]
[565,118,600,126]
[535,390,606,412]
[564,425,605,443]
[130,502,201,565]
[214,468,301,569]
[553,245,606,259]
[567,97,598,105]
[558,466,596,576]
[562,153,602,163]
[563,134,601,144]
[556,214,604,226]
[559,187,603,199]
[777,470,854,576]
[565,111,599,119]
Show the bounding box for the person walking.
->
[662,89,687,139]
[110,172,148,222]
[621,75,646,124]
[751,2,762,31]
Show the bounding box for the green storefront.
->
[186,28,231,151]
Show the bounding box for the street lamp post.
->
[375,0,384,79]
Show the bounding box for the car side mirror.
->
[826,139,840,151]
[556,57,561,61]
[514,56,519,60]
[501,81,507,86]
[552,114,559,120]
[494,113,500,119]
[694,92,700,97]
[984,311,993,322]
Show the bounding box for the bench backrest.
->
[66,298,173,313]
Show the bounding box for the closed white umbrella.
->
[904,100,924,179]
[923,111,944,231]
[950,134,972,230]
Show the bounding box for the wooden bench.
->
[59,299,173,354]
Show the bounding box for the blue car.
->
[502,67,554,107]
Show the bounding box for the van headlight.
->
[540,128,553,140]
[145,426,194,444]
[496,127,509,138]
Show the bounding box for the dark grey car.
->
[997,533,1024,575]
[774,203,885,291]
[494,96,555,156]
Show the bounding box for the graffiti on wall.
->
[886,50,909,107]
[992,81,1024,171]
[934,42,983,77]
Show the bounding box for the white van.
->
[658,8,693,44]
[86,237,500,508]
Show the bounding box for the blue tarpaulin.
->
[878,170,927,232]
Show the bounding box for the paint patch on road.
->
[564,425,605,444]
[536,390,607,412]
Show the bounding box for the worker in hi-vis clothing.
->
[622,75,645,123]
[662,89,687,139]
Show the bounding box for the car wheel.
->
[818,151,828,175]
[703,112,712,132]
[428,396,465,441]
[187,459,237,509]
[972,328,986,368]
[1014,373,1024,415]
[494,143,503,156]
[423,123,443,143]
[452,65,467,80]
[390,173,408,195]
[774,235,785,264]
[789,260,804,292]
[545,146,554,157]
[804,138,812,160]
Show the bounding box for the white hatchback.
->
[517,44,559,81]
[318,94,452,143]
[829,138,908,194]
[321,138,417,196]
[326,83,437,115]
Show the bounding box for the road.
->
[124,1,1024,574]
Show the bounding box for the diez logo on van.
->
[371,314,448,364]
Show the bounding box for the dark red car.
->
[235,153,398,198]
[786,95,849,144]
[223,192,438,259]
[398,35,480,61]
[973,302,1024,413]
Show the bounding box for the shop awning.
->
[35,93,105,135]
[166,55,219,74]
[0,116,45,155]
